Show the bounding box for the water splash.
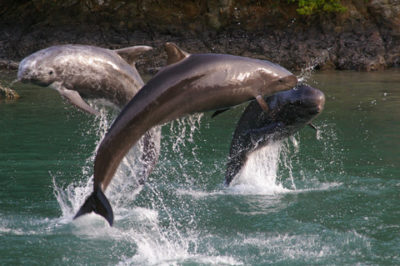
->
[53,107,110,220]
[167,113,203,153]
[226,129,335,195]
[228,141,290,194]
[159,113,205,187]
[52,102,147,220]
[50,97,339,265]
[51,110,222,264]
[281,137,300,190]
[297,48,332,83]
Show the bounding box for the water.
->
[0,69,399,265]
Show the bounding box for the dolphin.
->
[225,84,325,185]
[17,44,152,114]
[17,44,161,190]
[73,42,298,226]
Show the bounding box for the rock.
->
[0,84,20,100]
[0,59,19,70]
[0,0,400,71]
[368,0,400,36]
[366,55,386,71]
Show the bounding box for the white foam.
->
[0,226,26,235]
[50,109,343,265]
[50,111,211,265]
[176,188,224,198]
[118,254,242,266]
[228,141,289,195]
[52,105,142,221]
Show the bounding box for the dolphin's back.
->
[117,53,292,121]
[58,45,144,105]
[95,53,298,189]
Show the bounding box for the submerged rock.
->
[0,84,19,101]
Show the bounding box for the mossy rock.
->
[0,84,20,100]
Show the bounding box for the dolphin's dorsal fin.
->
[115,45,152,66]
[164,42,190,65]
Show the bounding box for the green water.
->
[0,70,399,265]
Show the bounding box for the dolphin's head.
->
[18,48,60,87]
[269,84,325,126]
[258,61,298,96]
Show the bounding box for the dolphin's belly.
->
[64,70,138,107]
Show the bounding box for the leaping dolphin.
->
[225,84,325,185]
[17,44,161,191]
[74,42,298,226]
[17,44,152,113]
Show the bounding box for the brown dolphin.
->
[74,43,298,225]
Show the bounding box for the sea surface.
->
[0,69,399,265]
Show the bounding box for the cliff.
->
[0,0,399,72]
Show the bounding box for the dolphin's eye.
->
[278,79,283,83]
[48,71,53,75]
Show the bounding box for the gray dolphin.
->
[17,44,161,191]
[225,84,325,185]
[74,42,298,226]
[17,44,152,113]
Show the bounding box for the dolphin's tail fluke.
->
[73,188,114,226]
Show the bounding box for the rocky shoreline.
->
[0,0,399,74]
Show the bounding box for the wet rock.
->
[0,59,19,70]
[366,55,386,71]
[0,84,19,101]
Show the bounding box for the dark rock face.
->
[0,0,399,73]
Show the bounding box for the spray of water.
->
[226,134,305,195]
[297,48,332,83]
[49,56,341,263]
[52,109,237,264]
[228,141,287,194]
[159,113,205,188]
[52,100,152,219]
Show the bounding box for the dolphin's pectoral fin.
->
[73,188,114,226]
[164,42,190,65]
[308,123,318,131]
[56,86,100,116]
[308,123,320,138]
[115,46,153,66]
[256,95,269,112]
[211,108,230,118]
